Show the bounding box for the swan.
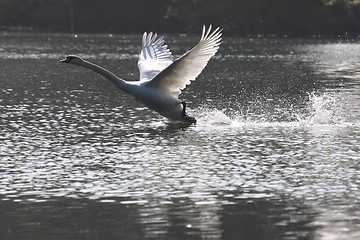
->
[61,25,222,124]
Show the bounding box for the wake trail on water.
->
[193,93,359,128]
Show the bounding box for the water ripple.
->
[1,34,360,239]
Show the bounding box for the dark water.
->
[1,32,359,240]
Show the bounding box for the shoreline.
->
[1,28,359,40]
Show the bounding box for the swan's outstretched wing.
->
[148,25,222,96]
[138,32,173,80]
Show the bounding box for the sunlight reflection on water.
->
[1,34,360,239]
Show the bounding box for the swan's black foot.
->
[181,102,197,124]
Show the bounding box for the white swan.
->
[61,25,222,124]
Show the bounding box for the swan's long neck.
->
[74,59,132,93]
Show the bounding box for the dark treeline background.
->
[0,0,359,36]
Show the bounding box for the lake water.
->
[0,32,359,240]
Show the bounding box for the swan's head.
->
[60,55,84,64]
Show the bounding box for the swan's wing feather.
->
[148,25,222,96]
[138,32,173,80]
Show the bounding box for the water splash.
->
[304,93,346,125]
[194,106,287,128]
[193,92,356,128]
[194,108,235,126]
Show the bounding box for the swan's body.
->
[61,25,222,124]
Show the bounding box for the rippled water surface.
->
[1,33,360,240]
